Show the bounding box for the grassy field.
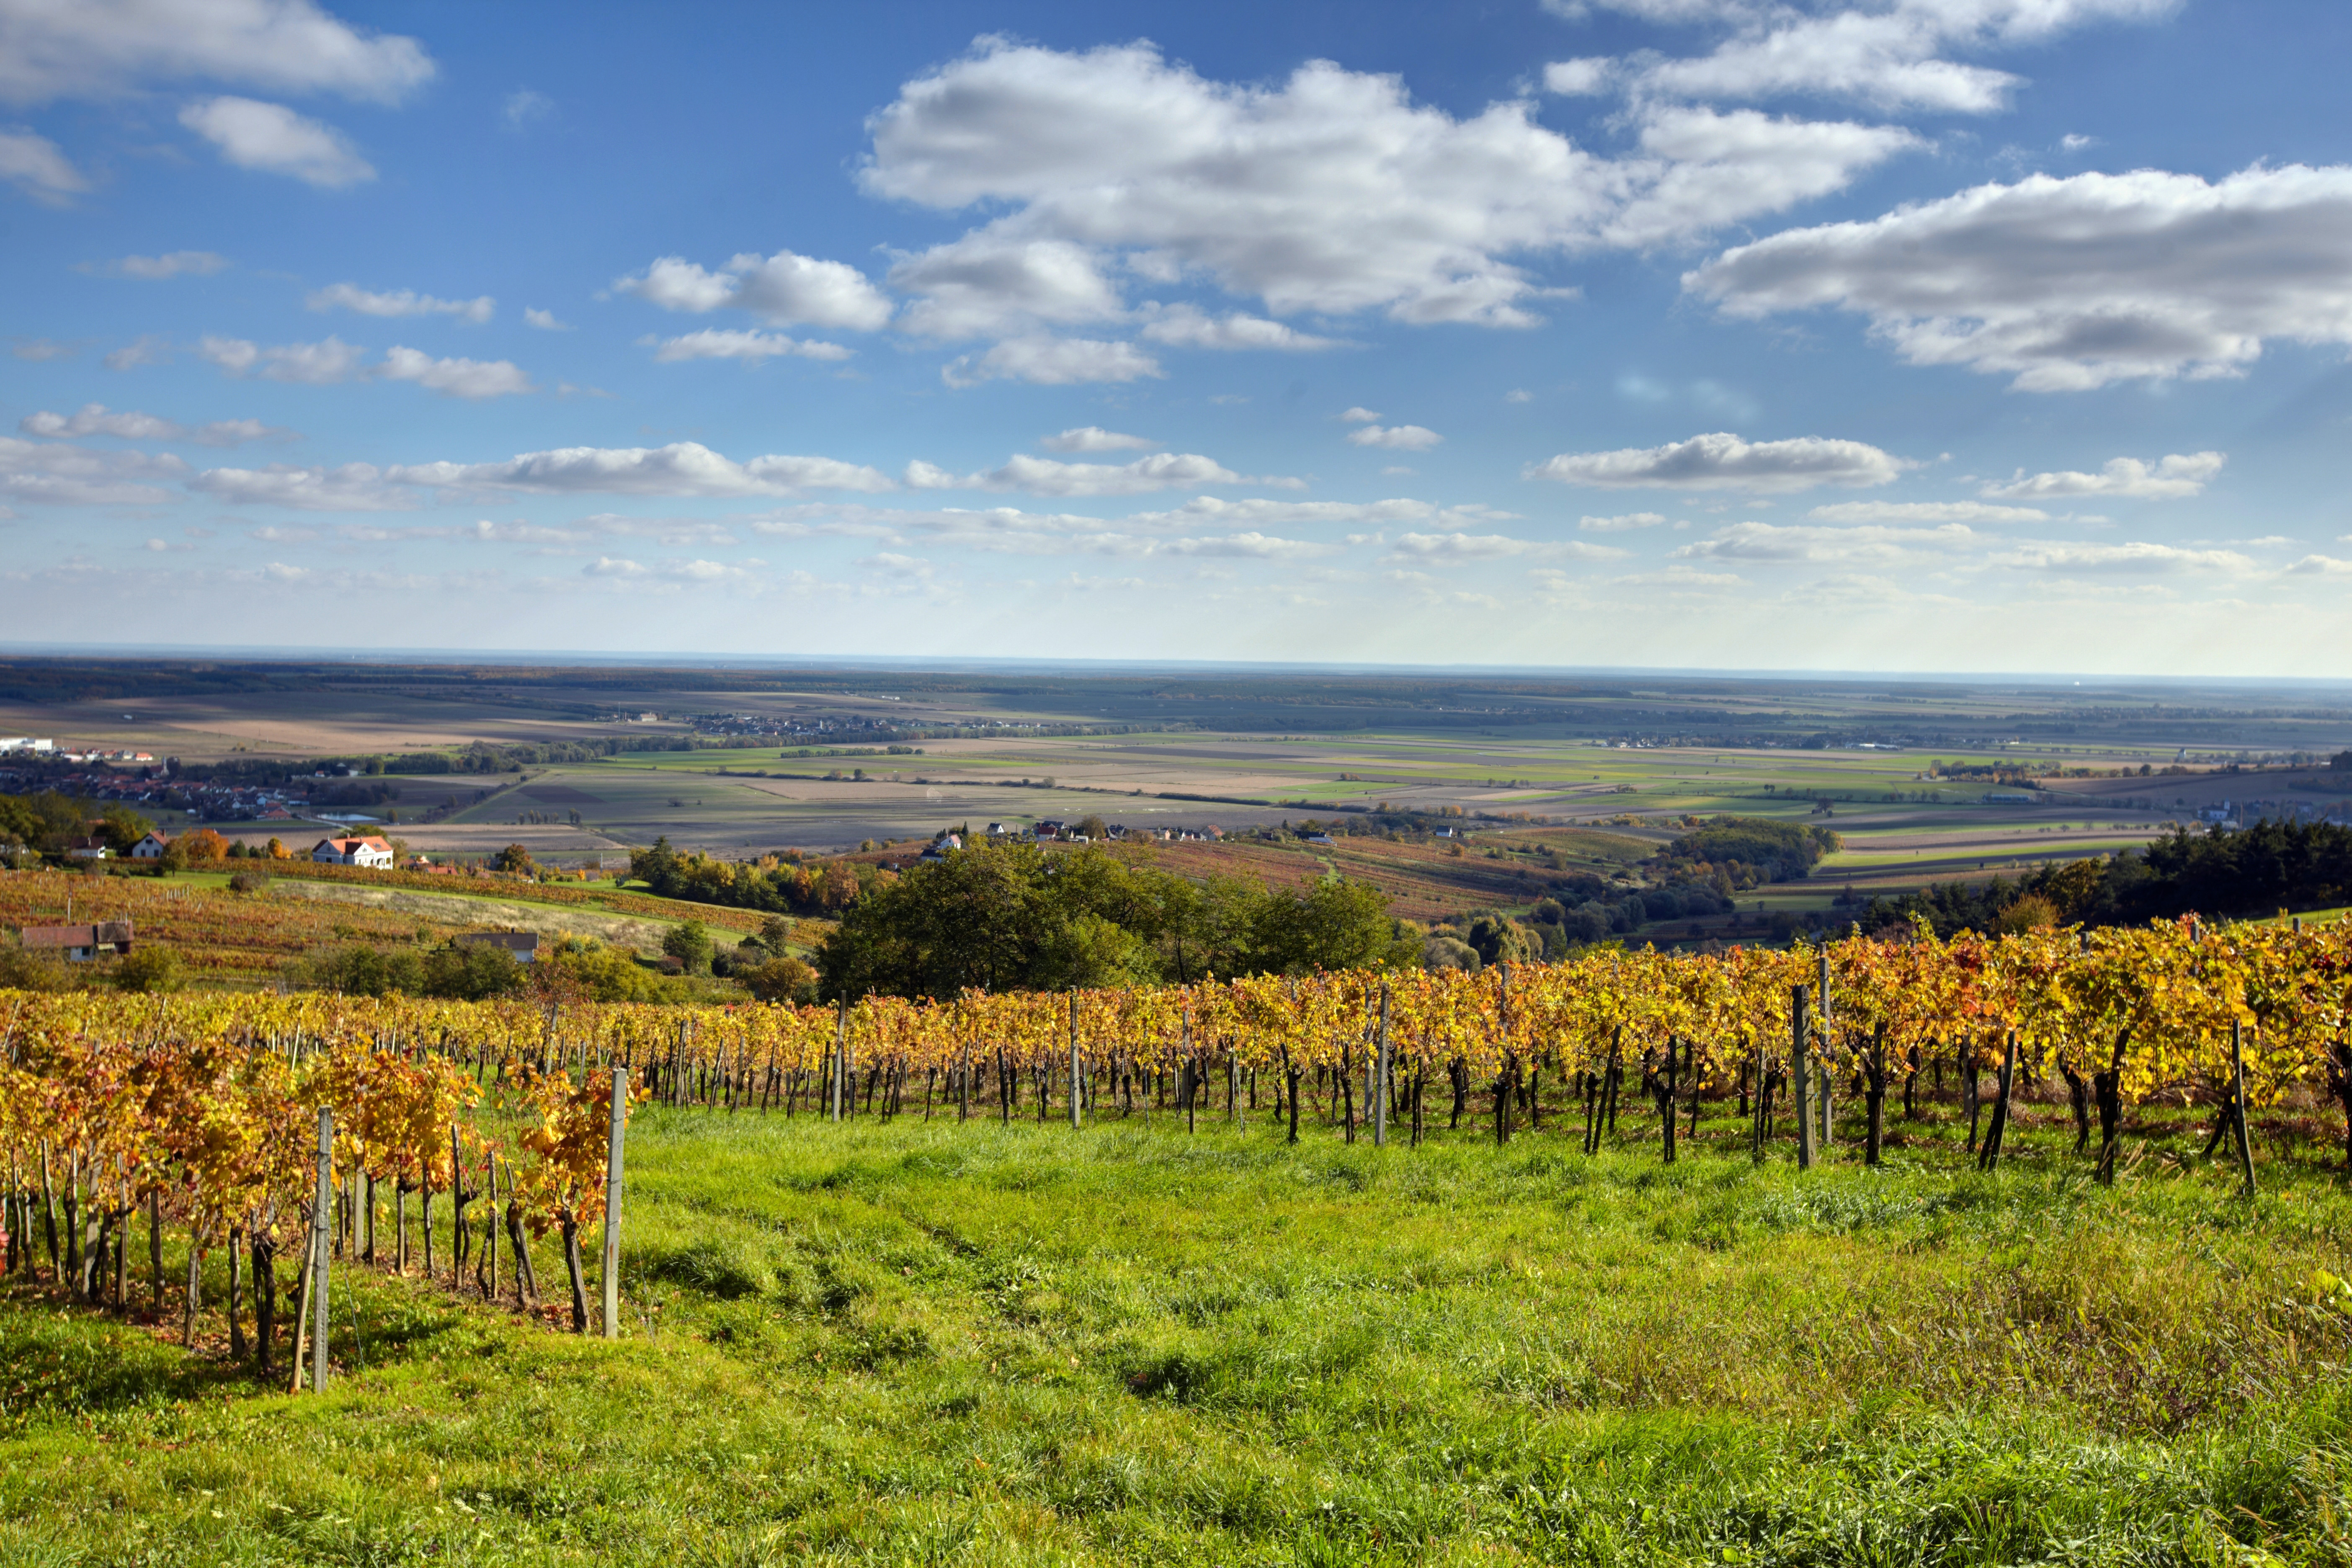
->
[7,1086,2351,1566]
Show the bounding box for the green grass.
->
[8,1096,2352,1565]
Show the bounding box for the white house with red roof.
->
[311,835,394,869]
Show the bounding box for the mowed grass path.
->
[6,1101,2352,1565]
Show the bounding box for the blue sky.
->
[4,0,2351,675]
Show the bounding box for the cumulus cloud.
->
[890,235,1126,339]
[92,250,228,279]
[387,442,895,498]
[188,461,407,511]
[103,334,170,369]
[2286,555,2352,578]
[1979,451,2224,500]
[179,96,373,186]
[1673,519,1979,563]
[1578,511,1670,531]
[523,307,570,331]
[1626,0,2171,114]
[199,333,366,384]
[1392,531,1626,560]
[1994,540,2252,573]
[643,328,854,364]
[0,127,87,200]
[1346,423,1443,451]
[1600,107,1920,250]
[1527,430,1906,490]
[940,334,1161,388]
[1137,305,1342,351]
[1039,426,1160,454]
[307,282,493,322]
[905,451,1248,497]
[1808,499,2051,522]
[0,0,434,105]
[1341,407,1380,423]
[615,248,893,331]
[1543,57,1616,95]
[376,346,534,399]
[1688,165,2352,390]
[0,434,186,505]
[21,403,291,446]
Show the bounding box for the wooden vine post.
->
[1792,985,1814,1171]
[1068,995,1082,1130]
[1816,949,1834,1150]
[830,998,848,1122]
[2231,1019,2256,1197]
[602,1066,627,1339]
[1373,981,1392,1148]
[309,1106,332,1393]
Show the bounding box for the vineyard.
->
[6,916,2352,1564]
[0,869,467,985]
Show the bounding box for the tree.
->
[493,843,536,874]
[740,954,818,1004]
[662,921,713,975]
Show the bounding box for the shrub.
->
[227,869,271,894]
[113,946,182,993]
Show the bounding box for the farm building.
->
[130,831,171,859]
[454,931,539,962]
[18,921,134,961]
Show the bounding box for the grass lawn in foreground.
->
[5,1093,2351,1565]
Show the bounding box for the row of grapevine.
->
[2,914,2346,1381]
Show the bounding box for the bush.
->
[227,869,271,894]
[113,946,182,993]
[662,920,714,976]
[741,954,817,1005]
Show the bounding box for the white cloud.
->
[1994,540,2252,573]
[1808,499,2050,522]
[308,283,493,322]
[1137,304,1342,351]
[93,250,228,279]
[377,346,534,399]
[1543,58,1616,95]
[103,334,170,369]
[1346,423,1443,451]
[1689,164,2352,390]
[1528,430,1906,490]
[1578,511,1669,531]
[905,451,1246,497]
[1629,0,2172,114]
[940,334,1161,388]
[1980,452,2223,500]
[1673,519,1980,563]
[615,248,893,331]
[644,329,854,364]
[0,127,87,201]
[200,333,365,383]
[2286,555,2352,578]
[523,307,570,331]
[21,403,291,446]
[13,338,71,361]
[1505,388,1534,403]
[891,235,1126,339]
[1392,531,1626,560]
[0,0,434,106]
[179,96,373,187]
[386,442,896,498]
[1600,107,1920,250]
[1341,407,1380,423]
[861,39,1615,330]
[0,434,186,505]
[502,88,552,130]
[1039,426,1160,454]
[189,461,408,511]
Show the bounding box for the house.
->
[65,837,110,859]
[130,831,171,860]
[918,833,962,863]
[312,835,394,868]
[1305,834,1337,847]
[454,931,539,962]
[19,921,134,961]
[1035,820,1066,838]
[985,822,1009,836]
